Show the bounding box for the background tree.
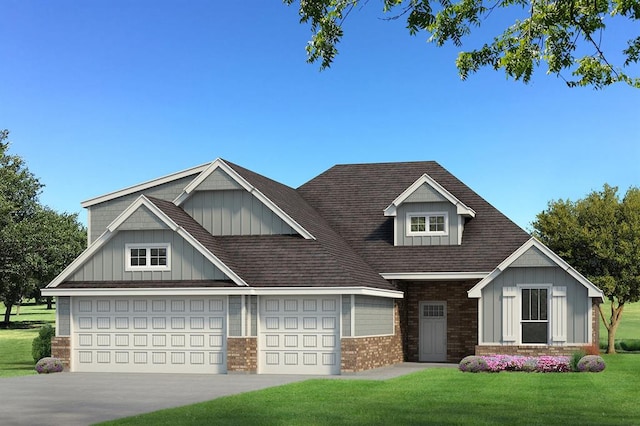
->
[0,131,86,326]
[532,184,640,353]
[284,0,640,88]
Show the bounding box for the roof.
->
[297,161,531,274]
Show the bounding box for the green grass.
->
[0,302,56,378]
[100,355,639,426]
[599,301,640,347]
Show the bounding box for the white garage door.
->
[259,296,340,375]
[72,296,226,374]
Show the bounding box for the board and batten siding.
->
[182,190,297,237]
[396,202,459,246]
[353,296,394,337]
[68,230,229,282]
[480,266,589,344]
[88,175,197,243]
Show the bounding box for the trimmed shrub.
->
[577,355,606,373]
[35,357,64,374]
[459,356,488,372]
[32,324,55,362]
[619,339,640,352]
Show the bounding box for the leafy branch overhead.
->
[284,0,640,88]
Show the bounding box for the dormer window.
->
[407,212,448,236]
[126,243,171,271]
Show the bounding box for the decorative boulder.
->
[35,357,64,374]
[577,355,606,373]
[458,356,488,373]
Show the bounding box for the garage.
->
[259,296,341,375]
[72,296,226,374]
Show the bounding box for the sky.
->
[1,1,638,231]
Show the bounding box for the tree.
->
[284,0,640,89]
[0,131,86,325]
[532,184,640,353]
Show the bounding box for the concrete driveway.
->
[0,363,442,425]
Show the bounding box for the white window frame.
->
[406,212,449,236]
[125,243,171,272]
[517,284,552,345]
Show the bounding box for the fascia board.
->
[174,159,315,240]
[41,286,405,298]
[81,163,209,208]
[381,272,489,281]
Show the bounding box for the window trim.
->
[406,212,449,236]
[125,243,171,272]
[517,284,552,345]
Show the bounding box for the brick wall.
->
[592,298,601,346]
[227,337,257,373]
[341,301,403,372]
[475,345,585,356]
[402,281,478,363]
[51,337,71,369]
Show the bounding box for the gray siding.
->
[228,295,242,337]
[248,295,257,337]
[342,295,352,337]
[118,206,170,231]
[197,168,243,191]
[57,296,71,336]
[404,183,448,203]
[88,175,196,243]
[396,202,459,246]
[481,266,589,344]
[511,246,557,267]
[183,190,297,236]
[354,295,394,336]
[68,230,229,282]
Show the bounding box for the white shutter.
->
[502,287,517,343]
[551,286,567,343]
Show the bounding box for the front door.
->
[419,301,447,362]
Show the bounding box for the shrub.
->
[32,324,55,362]
[459,356,488,372]
[619,339,640,352]
[35,357,64,374]
[570,350,586,372]
[577,355,606,372]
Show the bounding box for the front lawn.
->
[101,354,639,426]
[600,301,640,350]
[0,302,56,378]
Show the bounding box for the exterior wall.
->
[341,295,351,337]
[396,202,459,246]
[51,337,71,368]
[88,175,196,243]
[403,281,478,363]
[353,295,394,336]
[182,190,296,237]
[228,295,258,337]
[475,345,588,357]
[404,184,448,203]
[341,301,403,372]
[227,337,257,373]
[57,296,71,336]
[480,266,589,344]
[68,230,229,282]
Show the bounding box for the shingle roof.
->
[297,161,530,273]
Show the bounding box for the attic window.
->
[125,244,171,271]
[407,212,448,236]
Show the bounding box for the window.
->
[521,288,548,344]
[125,244,170,271]
[407,212,448,236]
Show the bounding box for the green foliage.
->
[619,339,640,351]
[570,350,587,371]
[533,184,640,353]
[31,323,54,362]
[285,0,640,88]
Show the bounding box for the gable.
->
[195,168,244,191]
[404,183,448,203]
[117,205,170,231]
[510,246,557,268]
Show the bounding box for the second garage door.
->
[72,296,226,374]
[259,296,340,375]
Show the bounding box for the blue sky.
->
[1,1,638,231]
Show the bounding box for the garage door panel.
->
[259,296,340,375]
[72,297,226,374]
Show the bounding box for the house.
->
[42,159,604,374]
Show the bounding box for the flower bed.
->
[460,355,571,373]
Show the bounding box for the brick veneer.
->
[227,337,257,373]
[341,302,403,372]
[51,337,71,369]
[401,281,478,363]
[592,298,601,346]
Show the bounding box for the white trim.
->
[587,298,593,344]
[381,272,489,281]
[42,286,404,298]
[86,209,92,245]
[125,243,171,272]
[406,211,449,236]
[350,294,356,337]
[173,159,315,240]
[45,195,248,288]
[468,237,605,299]
[384,173,476,218]
[81,163,209,207]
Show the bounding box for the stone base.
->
[51,337,71,369]
[227,337,257,373]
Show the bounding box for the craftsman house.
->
[42,159,604,374]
